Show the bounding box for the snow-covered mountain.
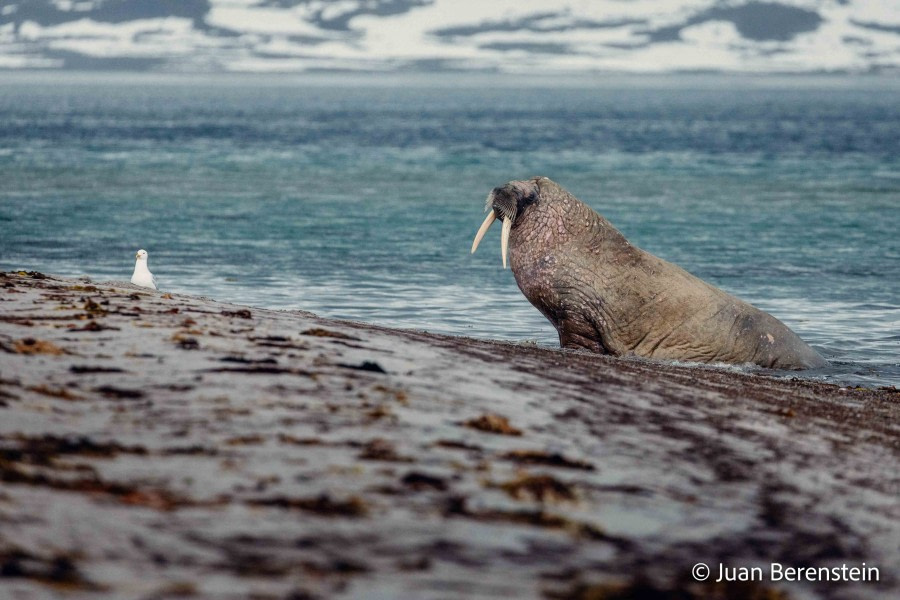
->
[1,1,898,73]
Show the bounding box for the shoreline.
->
[1,271,898,599]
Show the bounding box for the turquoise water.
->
[1,73,897,387]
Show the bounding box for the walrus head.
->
[470,178,541,268]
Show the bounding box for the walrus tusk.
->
[501,216,512,269]
[471,211,496,254]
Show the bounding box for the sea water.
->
[1,73,897,388]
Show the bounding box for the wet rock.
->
[206,365,312,376]
[15,271,48,280]
[302,328,361,341]
[444,496,604,540]
[496,474,577,503]
[502,450,595,471]
[173,334,200,350]
[277,435,326,446]
[82,298,106,315]
[0,435,147,463]
[338,360,387,374]
[247,494,368,518]
[225,434,265,446]
[70,365,125,374]
[462,413,523,436]
[9,338,67,356]
[434,440,482,451]
[0,460,192,511]
[27,385,83,401]
[357,439,412,462]
[0,548,99,591]
[71,321,119,332]
[94,386,145,400]
[218,356,278,365]
[400,471,448,491]
[221,309,252,319]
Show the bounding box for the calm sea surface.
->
[1,73,897,387]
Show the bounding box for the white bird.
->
[131,249,158,290]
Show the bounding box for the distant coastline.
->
[2,69,900,90]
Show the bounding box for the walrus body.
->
[472,177,827,370]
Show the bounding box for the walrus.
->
[471,177,827,370]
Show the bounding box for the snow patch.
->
[1,0,899,72]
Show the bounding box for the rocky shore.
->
[1,271,897,599]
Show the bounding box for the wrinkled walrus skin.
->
[474,177,827,370]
